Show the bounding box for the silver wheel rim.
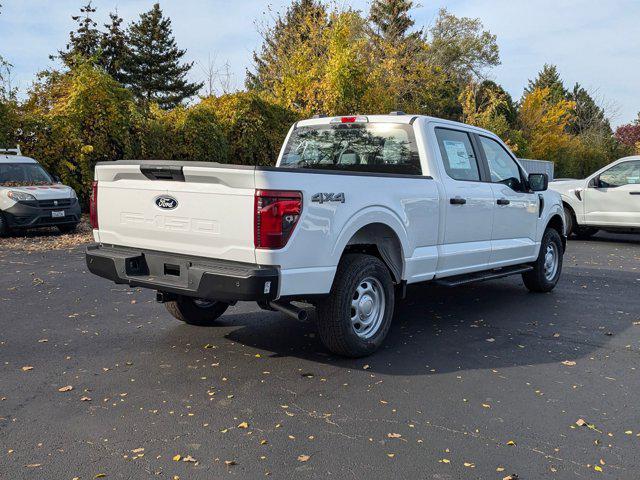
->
[193,299,217,309]
[543,243,559,281]
[350,277,386,340]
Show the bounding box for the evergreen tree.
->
[246,0,327,92]
[369,0,420,42]
[567,83,611,135]
[123,3,202,109]
[56,1,101,68]
[101,12,128,83]
[525,64,566,104]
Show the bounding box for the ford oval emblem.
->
[155,195,178,210]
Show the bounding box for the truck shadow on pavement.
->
[215,274,625,377]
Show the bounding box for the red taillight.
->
[89,181,98,229]
[254,190,302,249]
[341,116,357,123]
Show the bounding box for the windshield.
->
[280,123,422,175]
[0,163,55,186]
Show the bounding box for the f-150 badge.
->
[311,193,345,204]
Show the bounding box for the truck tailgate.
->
[94,162,256,263]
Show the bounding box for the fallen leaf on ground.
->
[21,366,33,372]
[387,433,402,438]
[237,421,249,429]
[182,455,197,463]
[561,360,576,366]
[172,455,181,462]
[224,460,237,466]
[297,455,310,462]
[58,386,73,392]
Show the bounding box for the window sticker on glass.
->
[443,140,471,170]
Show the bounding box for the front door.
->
[584,160,640,228]
[433,127,495,277]
[477,135,539,265]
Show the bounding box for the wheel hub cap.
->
[350,277,386,340]
[543,243,558,281]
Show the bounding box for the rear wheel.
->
[523,228,563,293]
[57,223,79,234]
[0,212,11,238]
[316,254,395,357]
[165,296,229,326]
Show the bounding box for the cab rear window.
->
[280,123,422,175]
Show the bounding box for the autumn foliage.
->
[0,0,636,206]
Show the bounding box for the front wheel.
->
[522,228,564,293]
[316,254,395,357]
[165,296,229,326]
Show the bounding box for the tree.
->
[518,87,578,175]
[615,120,640,154]
[459,80,523,151]
[55,2,102,68]
[369,0,420,43]
[427,8,500,82]
[101,12,128,83]
[524,64,566,104]
[123,3,202,109]
[18,63,138,204]
[246,0,329,112]
[566,83,611,136]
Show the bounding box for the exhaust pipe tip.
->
[268,301,308,322]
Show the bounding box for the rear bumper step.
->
[434,265,533,287]
[86,244,279,302]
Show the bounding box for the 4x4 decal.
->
[311,192,345,204]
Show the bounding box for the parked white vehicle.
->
[551,156,640,238]
[86,114,566,357]
[0,147,81,236]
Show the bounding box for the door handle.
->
[630,192,640,195]
[450,197,467,205]
[497,198,510,205]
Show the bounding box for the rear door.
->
[95,162,257,263]
[584,160,640,227]
[433,127,495,276]
[476,135,539,265]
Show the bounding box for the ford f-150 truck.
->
[551,156,640,238]
[86,114,566,357]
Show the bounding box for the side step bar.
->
[434,264,533,287]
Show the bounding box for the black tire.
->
[575,227,598,239]
[57,223,79,234]
[563,205,575,237]
[165,295,229,326]
[522,228,564,293]
[316,254,395,358]
[0,212,11,238]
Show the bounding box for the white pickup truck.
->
[551,156,640,238]
[86,114,566,357]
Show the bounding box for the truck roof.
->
[0,154,38,164]
[295,114,496,136]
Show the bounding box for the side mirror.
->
[588,176,600,188]
[528,173,548,192]
[53,175,61,183]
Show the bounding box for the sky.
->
[0,0,638,127]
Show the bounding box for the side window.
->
[479,136,524,192]
[599,161,640,188]
[435,128,480,181]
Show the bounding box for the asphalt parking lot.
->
[1,232,639,479]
